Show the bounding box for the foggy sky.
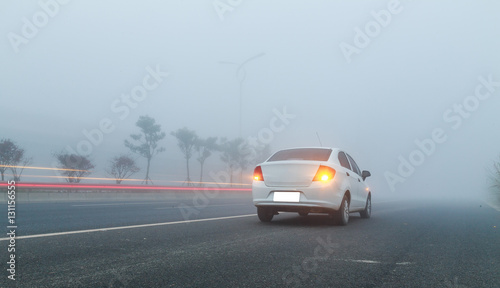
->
[1,1,500,198]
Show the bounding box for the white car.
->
[252,147,371,225]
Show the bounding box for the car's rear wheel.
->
[333,195,349,226]
[360,194,371,219]
[257,207,274,222]
[298,211,309,217]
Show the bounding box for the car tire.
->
[359,194,371,219]
[257,207,274,222]
[334,195,349,226]
[298,211,309,217]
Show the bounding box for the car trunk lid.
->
[261,161,321,187]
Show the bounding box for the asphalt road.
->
[1,194,499,287]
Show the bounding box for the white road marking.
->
[335,259,415,265]
[0,214,257,241]
[154,203,250,210]
[72,201,178,207]
[346,259,381,264]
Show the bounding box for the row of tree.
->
[0,139,32,181]
[0,115,270,186]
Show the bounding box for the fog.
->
[1,1,500,200]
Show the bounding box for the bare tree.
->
[249,143,272,166]
[195,136,218,184]
[220,138,249,186]
[125,115,166,184]
[107,155,140,184]
[54,152,94,183]
[490,157,500,202]
[171,127,198,186]
[0,139,27,181]
[11,156,33,182]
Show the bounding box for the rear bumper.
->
[252,180,344,213]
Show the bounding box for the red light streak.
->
[2,174,251,186]
[3,174,144,182]
[0,182,251,191]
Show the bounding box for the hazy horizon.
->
[2,1,500,199]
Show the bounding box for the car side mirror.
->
[361,170,371,181]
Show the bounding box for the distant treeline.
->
[0,115,271,186]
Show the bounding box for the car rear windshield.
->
[267,148,332,162]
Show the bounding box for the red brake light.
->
[253,166,264,181]
[313,165,336,181]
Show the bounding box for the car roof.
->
[273,147,342,154]
[268,147,344,160]
[260,147,346,165]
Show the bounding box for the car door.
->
[338,151,362,209]
[346,153,364,210]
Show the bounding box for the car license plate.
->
[273,192,300,202]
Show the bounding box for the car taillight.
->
[253,166,264,181]
[313,165,336,181]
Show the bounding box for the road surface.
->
[1,193,499,287]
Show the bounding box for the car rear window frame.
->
[267,148,332,162]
